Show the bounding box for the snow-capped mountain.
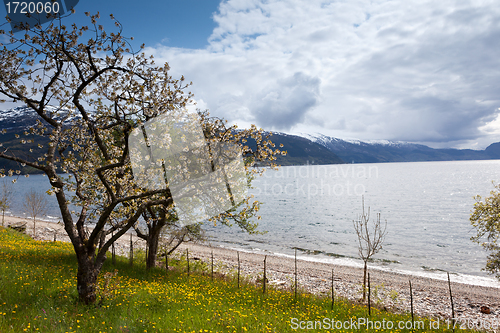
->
[0,106,42,130]
[0,108,344,170]
[0,106,84,173]
[0,106,80,131]
[298,133,500,163]
[300,132,417,148]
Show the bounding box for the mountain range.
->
[1,107,500,170]
[262,132,500,165]
[296,133,500,164]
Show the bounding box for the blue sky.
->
[1,0,221,48]
[76,0,222,49]
[2,0,500,149]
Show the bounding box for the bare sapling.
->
[23,189,48,238]
[0,180,14,227]
[353,196,387,301]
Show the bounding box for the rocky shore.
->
[6,215,500,329]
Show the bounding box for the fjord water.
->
[5,160,500,284]
[204,160,500,284]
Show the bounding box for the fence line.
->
[119,241,469,325]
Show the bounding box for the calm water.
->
[4,174,65,222]
[4,160,500,284]
[202,160,500,285]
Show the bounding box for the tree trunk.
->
[146,229,160,269]
[362,260,367,301]
[76,255,99,305]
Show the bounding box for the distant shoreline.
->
[3,214,500,322]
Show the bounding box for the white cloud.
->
[145,0,500,148]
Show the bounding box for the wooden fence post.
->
[331,269,335,309]
[448,272,455,331]
[409,280,414,331]
[129,234,133,266]
[294,248,298,300]
[263,255,267,294]
[165,251,168,273]
[368,272,371,316]
[237,251,240,288]
[111,232,116,265]
[186,248,190,276]
[211,250,214,280]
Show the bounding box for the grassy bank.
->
[0,227,477,332]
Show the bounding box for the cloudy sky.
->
[2,0,500,149]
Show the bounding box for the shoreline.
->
[18,212,499,288]
[218,245,500,289]
[4,215,500,324]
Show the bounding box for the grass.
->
[0,226,480,332]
